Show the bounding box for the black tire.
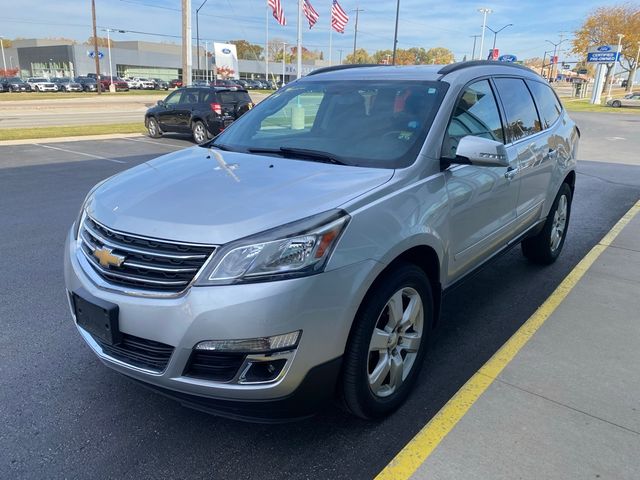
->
[192,121,208,144]
[522,183,572,265]
[612,100,621,108]
[147,117,162,138]
[341,263,433,419]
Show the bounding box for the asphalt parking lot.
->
[1,112,639,479]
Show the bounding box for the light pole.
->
[486,23,513,56]
[477,8,492,61]
[392,0,400,65]
[606,33,624,100]
[633,42,640,91]
[352,7,364,59]
[541,49,553,78]
[546,37,566,82]
[281,42,286,86]
[470,35,480,60]
[0,36,7,76]
[195,0,208,75]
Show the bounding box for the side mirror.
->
[157,100,165,107]
[452,135,509,167]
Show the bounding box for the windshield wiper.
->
[208,142,235,151]
[247,147,347,165]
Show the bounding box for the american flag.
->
[268,0,287,26]
[302,0,319,29]
[331,0,349,33]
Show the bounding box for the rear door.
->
[174,88,200,130]
[493,77,547,226]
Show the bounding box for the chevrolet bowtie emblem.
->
[93,246,126,268]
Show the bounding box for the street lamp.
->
[546,37,567,82]
[102,28,126,81]
[477,8,492,60]
[196,0,208,75]
[486,23,513,55]
[0,36,7,77]
[470,35,480,61]
[606,33,624,100]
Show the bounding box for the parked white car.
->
[133,77,156,90]
[27,77,58,92]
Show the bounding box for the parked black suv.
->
[145,87,254,144]
[1,77,32,92]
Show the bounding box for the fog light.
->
[194,331,300,353]
[241,359,287,383]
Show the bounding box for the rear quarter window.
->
[526,80,562,129]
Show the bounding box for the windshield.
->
[8,77,24,83]
[214,80,447,168]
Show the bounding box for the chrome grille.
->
[78,216,216,293]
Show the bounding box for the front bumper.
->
[64,228,375,419]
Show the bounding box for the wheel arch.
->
[564,170,576,195]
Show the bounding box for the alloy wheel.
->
[550,194,568,252]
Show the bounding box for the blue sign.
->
[587,51,620,63]
[596,45,612,52]
[87,50,104,59]
[498,54,517,62]
[221,48,231,54]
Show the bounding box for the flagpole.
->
[265,5,269,82]
[328,1,333,66]
[297,0,302,78]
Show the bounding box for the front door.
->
[157,90,184,131]
[443,79,520,282]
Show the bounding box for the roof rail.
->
[306,64,384,76]
[438,60,532,76]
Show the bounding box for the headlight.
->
[72,177,112,239]
[197,210,350,285]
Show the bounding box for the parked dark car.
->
[169,79,183,88]
[152,78,169,90]
[75,76,100,92]
[190,80,210,87]
[231,79,248,88]
[99,76,129,91]
[243,79,264,89]
[51,77,84,92]
[1,77,32,92]
[145,86,254,144]
[210,79,237,88]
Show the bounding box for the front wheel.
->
[612,100,621,108]
[341,263,433,419]
[147,117,162,138]
[522,183,572,265]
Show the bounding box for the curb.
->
[0,133,146,146]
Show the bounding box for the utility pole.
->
[282,42,286,86]
[486,23,513,55]
[352,7,363,59]
[195,0,208,75]
[296,0,302,79]
[470,35,480,60]
[392,0,400,65]
[338,48,344,64]
[546,35,566,82]
[477,8,492,61]
[91,0,101,94]
[182,0,193,85]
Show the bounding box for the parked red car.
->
[169,79,183,88]
[99,76,129,92]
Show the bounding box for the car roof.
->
[179,86,249,93]
[301,61,543,84]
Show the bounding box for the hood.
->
[88,147,394,244]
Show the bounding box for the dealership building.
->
[2,38,327,82]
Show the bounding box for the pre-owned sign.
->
[587,45,621,63]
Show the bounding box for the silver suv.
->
[64,61,579,421]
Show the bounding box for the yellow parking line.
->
[376,199,640,480]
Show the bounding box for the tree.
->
[229,39,264,61]
[424,47,455,64]
[372,49,393,64]
[572,3,640,91]
[345,48,372,64]
[86,36,111,48]
[290,46,322,61]
[0,68,19,77]
[371,47,455,65]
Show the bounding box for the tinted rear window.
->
[527,80,562,129]
[218,91,252,104]
[493,77,542,142]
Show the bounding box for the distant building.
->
[3,38,328,81]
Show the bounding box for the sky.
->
[0,0,623,63]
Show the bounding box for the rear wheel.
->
[192,121,208,144]
[612,100,621,108]
[522,183,572,265]
[341,263,433,419]
[147,117,162,138]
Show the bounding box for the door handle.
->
[504,166,519,180]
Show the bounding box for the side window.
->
[493,78,542,142]
[527,80,562,129]
[182,89,199,105]
[444,79,504,158]
[164,91,183,105]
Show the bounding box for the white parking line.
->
[34,143,126,164]
[122,137,188,149]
